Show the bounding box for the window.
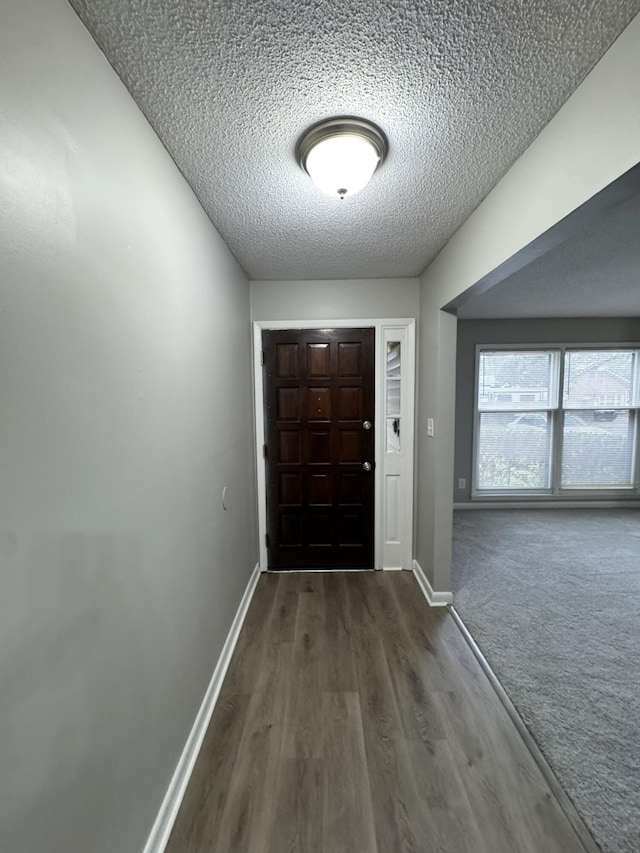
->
[474,347,640,496]
[386,341,401,452]
[561,350,637,489]
[476,350,558,491]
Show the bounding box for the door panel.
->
[263,328,375,570]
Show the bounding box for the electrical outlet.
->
[457,478,466,489]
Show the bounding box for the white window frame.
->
[472,342,640,501]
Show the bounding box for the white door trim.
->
[252,319,415,571]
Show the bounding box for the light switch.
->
[427,418,434,437]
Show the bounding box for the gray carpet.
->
[452,509,640,853]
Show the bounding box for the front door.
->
[262,328,375,570]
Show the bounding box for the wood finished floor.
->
[166,571,591,853]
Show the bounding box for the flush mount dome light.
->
[296,118,388,200]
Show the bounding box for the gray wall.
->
[250,278,419,321]
[0,2,257,851]
[455,318,640,501]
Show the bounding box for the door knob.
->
[363,420,372,430]
[362,461,372,472]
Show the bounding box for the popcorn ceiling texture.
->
[69,0,640,281]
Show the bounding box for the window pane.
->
[387,341,401,378]
[561,410,634,488]
[563,350,636,409]
[386,341,401,415]
[386,417,401,452]
[387,379,400,415]
[478,350,559,411]
[477,412,551,490]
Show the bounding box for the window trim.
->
[471,342,640,501]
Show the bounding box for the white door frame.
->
[252,319,415,571]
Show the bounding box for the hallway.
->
[166,571,592,853]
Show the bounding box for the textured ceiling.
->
[69,0,640,281]
[457,191,640,319]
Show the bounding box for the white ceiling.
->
[457,190,640,319]
[70,0,639,281]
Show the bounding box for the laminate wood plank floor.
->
[166,571,594,853]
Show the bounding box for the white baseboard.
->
[412,559,453,607]
[143,563,262,853]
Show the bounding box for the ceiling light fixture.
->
[296,117,388,200]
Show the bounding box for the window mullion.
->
[551,349,566,493]
[631,410,639,490]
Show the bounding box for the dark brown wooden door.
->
[263,328,375,570]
